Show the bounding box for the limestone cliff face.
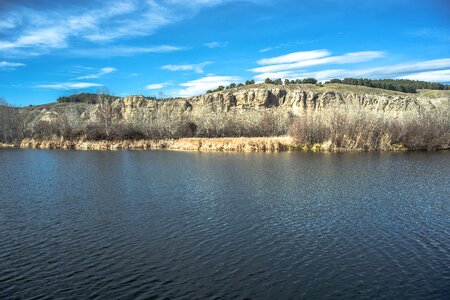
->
[119,86,445,116]
[22,84,449,125]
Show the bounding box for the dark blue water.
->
[0,149,449,299]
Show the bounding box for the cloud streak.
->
[145,82,172,90]
[35,82,102,90]
[250,49,450,83]
[69,45,183,58]
[0,61,25,69]
[257,50,330,65]
[162,61,212,73]
[0,0,237,57]
[250,51,385,73]
[252,58,450,82]
[175,75,241,96]
[398,69,450,82]
[204,41,229,48]
[76,67,117,79]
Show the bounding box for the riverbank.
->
[6,137,295,152]
[0,137,422,152]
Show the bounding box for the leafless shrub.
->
[31,121,61,139]
[389,109,450,150]
[190,108,292,137]
[0,102,25,143]
[56,108,84,139]
[95,89,119,139]
[288,106,450,150]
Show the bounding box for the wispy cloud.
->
[356,58,450,77]
[257,50,330,65]
[250,51,385,73]
[0,61,25,69]
[75,67,117,80]
[162,61,212,73]
[145,82,172,90]
[259,39,321,53]
[252,58,450,82]
[398,69,450,82]
[35,82,102,90]
[174,75,241,97]
[0,1,234,57]
[69,45,183,58]
[253,71,302,81]
[0,2,162,56]
[0,16,21,31]
[0,28,68,52]
[259,47,274,53]
[253,69,349,82]
[204,41,229,48]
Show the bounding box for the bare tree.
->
[0,98,22,143]
[57,108,83,139]
[95,88,117,139]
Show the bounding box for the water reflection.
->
[0,149,449,299]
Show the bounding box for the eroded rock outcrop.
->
[21,84,449,126]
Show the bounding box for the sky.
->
[0,0,449,106]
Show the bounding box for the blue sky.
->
[0,0,449,105]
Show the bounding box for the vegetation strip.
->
[1,82,449,152]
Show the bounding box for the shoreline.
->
[0,137,441,152]
[3,137,295,152]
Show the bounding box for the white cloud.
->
[0,27,68,51]
[89,2,160,40]
[252,49,450,83]
[35,82,102,90]
[250,51,385,73]
[356,58,450,77]
[76,67,117,80]
[70,45,183,57]
[162,61,212,73]
[205,41,229,48]
[280,69,351,82]
[257,50,330,65]
[0,17,20,30]
[175,75,241,97]
[166,0,229,8]
[258,39,321,53]
[0,1,235,57]
[252,58,450,82]
[313,59,450,81]
[398,69,450,82]
[145,82,172,90]
[0,1,166,55]
[253,69,357,82]
[253,71,300,81]
[259,47,274,53]
[0,61,25,69]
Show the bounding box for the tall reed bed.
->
[288,106,449,151]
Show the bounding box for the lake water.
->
[0,149,449,299]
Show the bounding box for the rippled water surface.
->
[0,150,449,299]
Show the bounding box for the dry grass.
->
[17,137,295,152]
[417,89,450,99]
[288,106,450,151]
[220,83,409,96]
[0,143,16,148]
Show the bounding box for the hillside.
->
[23,83,448,117]
[1,84,449,151]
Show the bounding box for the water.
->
[0,149,449,299]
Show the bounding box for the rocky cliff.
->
[3,83,447,151]
[24,84,448,126]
